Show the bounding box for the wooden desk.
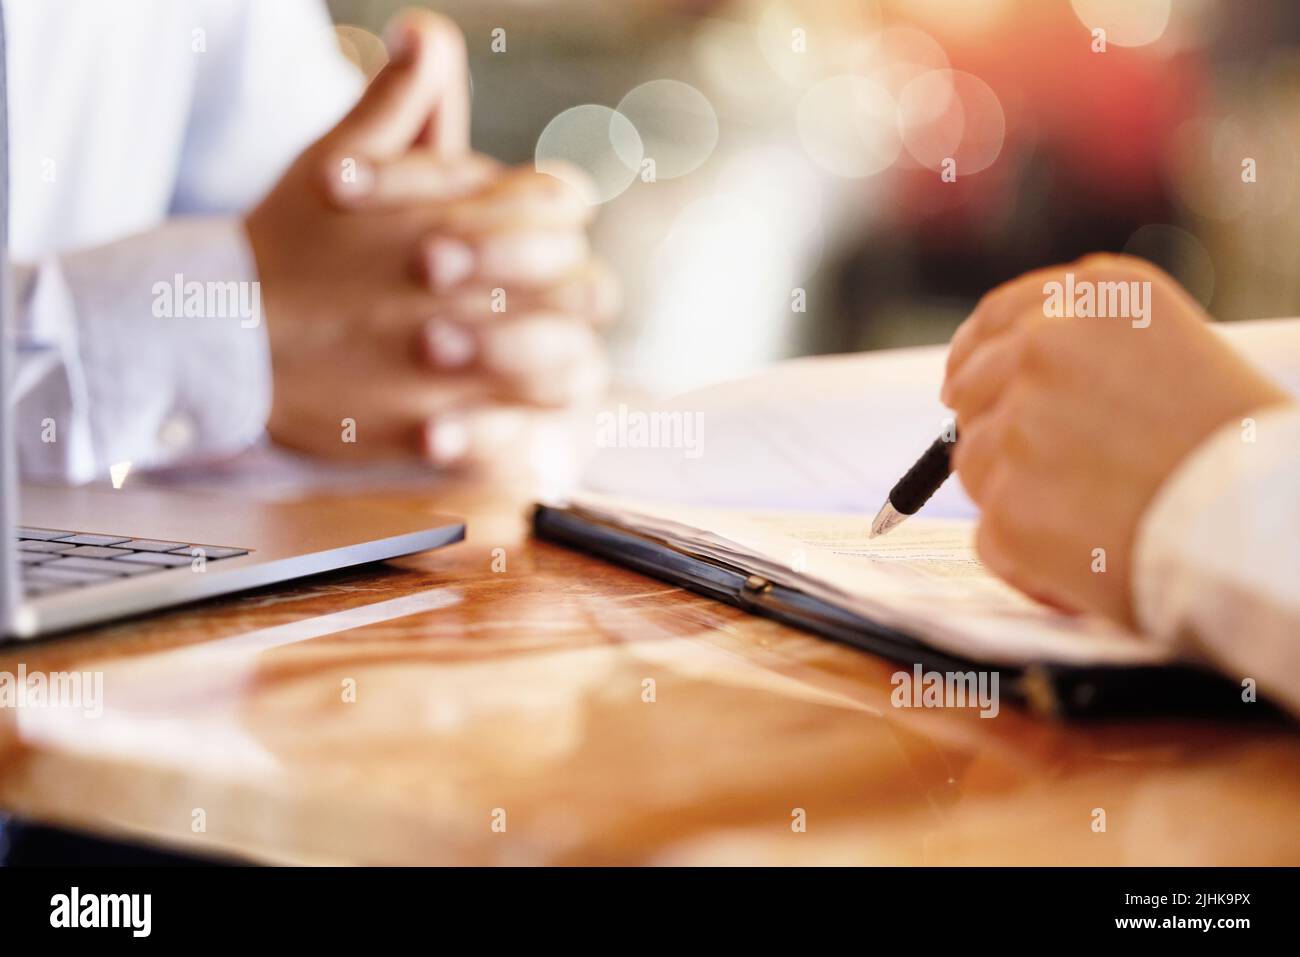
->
[1,482,1298,865]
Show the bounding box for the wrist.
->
[1130,398,1299,641]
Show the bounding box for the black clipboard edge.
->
[532,504,1285,722]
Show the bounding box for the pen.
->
[869,428,957,538]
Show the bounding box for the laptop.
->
[0,29,464,641]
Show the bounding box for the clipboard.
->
[532,503,1282,721]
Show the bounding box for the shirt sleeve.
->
[1133,403,1300,717]
[11,1,362,484]
[172,0,363,215]
[12,218,271,483]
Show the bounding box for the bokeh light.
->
[859,25,950,101]
[1069,0,1172,48]
[535,105,643,205]
[797,75,900,178]
[755,1,821,87]
[895,0,1015,34]
[753,0,883,88]
[898,69,1005,175]
[1167,114,1299,221]
[614,80,719,180]
[691,18,792,118]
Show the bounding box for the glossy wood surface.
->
[1,481,1297,865]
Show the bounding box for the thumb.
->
[325,10,470,160]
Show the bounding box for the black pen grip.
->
[888,433,956,515]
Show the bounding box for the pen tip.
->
[870,501,907,538]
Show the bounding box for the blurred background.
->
[330,0,1300,394]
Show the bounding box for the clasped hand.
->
[246,11,615,471]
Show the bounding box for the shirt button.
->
[157,413,196,452]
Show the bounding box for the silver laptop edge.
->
[1,7,21,637]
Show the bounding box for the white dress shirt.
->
[1135,403,1300,717]
[1124,318,1300,717]
[5,0,360,481]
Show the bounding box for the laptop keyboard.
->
[15,527,249,597]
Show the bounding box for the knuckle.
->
[973,287,1015,329]
[953,421,1002,504]
[976,467,1035,553]
[1001,413,1039,464]
[973,514,1000,558]
[1074,252,1121,272]
[513,167,565,193]
[973,514,1014,578]
[403,9,466,53]
[974,514,1037,597]
[1019,318,1062,370]
[980,461,1015,512]
[1075,251,1168,285]
[953,416,995,467]
[944,319,975,374]
[534,162,595,200]
[944,366,974,414]
[984,270,1035,305]
[997,382,1029,422]
[955,465,985,506]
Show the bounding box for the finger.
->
[422,317,480,370]
[434,261,622,326]
[422,403,590,476]
[951,398,1015,505]
[423,230,590,291]
[944,264,1066,393]
[973,504,1044,605]
[973,482,1076,613]
[480,315,608,405]
[408,13,470,157]
[327,152,499,209]
[325,10,465,159]
[437,167,594,233]
[419,314,609,405]
[421,404,531,468]
[943,329,1027,425]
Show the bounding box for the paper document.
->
[569,321,1300,669]
[569,494,1170,668]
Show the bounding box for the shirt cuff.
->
[14,217,272,482]
[1132,403,1300,709]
